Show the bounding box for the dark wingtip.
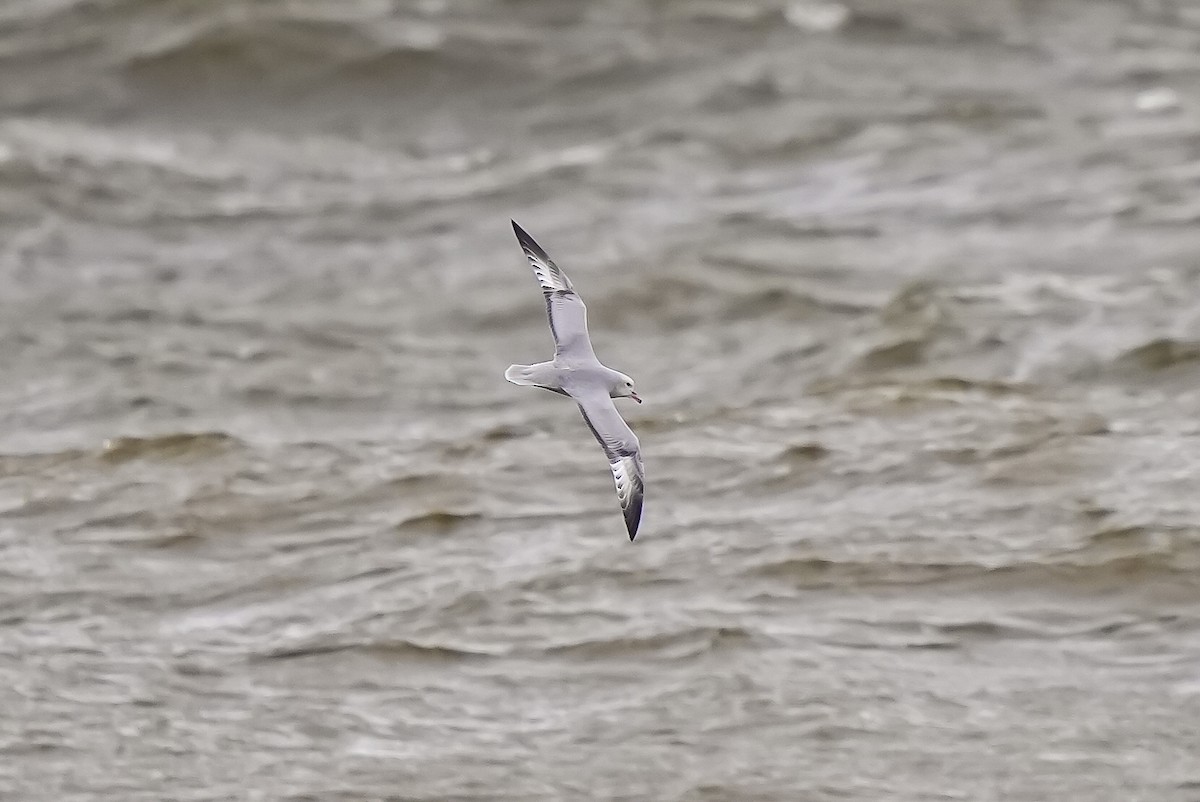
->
[625,497,643,541]
[510,219,550,261]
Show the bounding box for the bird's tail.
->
[505,362,568,396]
[505,364,538,386]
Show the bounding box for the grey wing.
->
[511,221,596,359]
[574,390,645,540]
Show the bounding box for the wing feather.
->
[512,221,596,360]
[576,392,645,540]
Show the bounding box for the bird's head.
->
[611,372,642,404]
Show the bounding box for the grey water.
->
[2,1,1200,799]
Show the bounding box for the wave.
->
[99,431,243,463]
[255,636,494,663]
[1112,337,1200,375]
[820,613,1184,653]
[0,448,91,477]
[1018,335,1200,387]
[117,11,533,108]
[752,526,1200,591]
[543,624,758,660]
[395,509,483,536]
[0,1,540,116]
[74,509,202,549]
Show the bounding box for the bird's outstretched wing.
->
[574,389,645,540]
[511,221,596,360]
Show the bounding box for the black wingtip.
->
[625,498,643,541]
[510,220,551,261]
[511,219,530,242]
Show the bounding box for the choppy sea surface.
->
[3,1,1200,799]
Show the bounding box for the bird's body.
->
[505,221,645,540]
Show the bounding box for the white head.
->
[610,372,642,404]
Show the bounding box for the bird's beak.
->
[630,392,642,404]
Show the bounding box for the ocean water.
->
[2,1,1200,799]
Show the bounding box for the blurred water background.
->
[2,1,1200,799]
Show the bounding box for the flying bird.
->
[504,221,645,540]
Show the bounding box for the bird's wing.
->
[511,220,596,360]
[573,388,645,540]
